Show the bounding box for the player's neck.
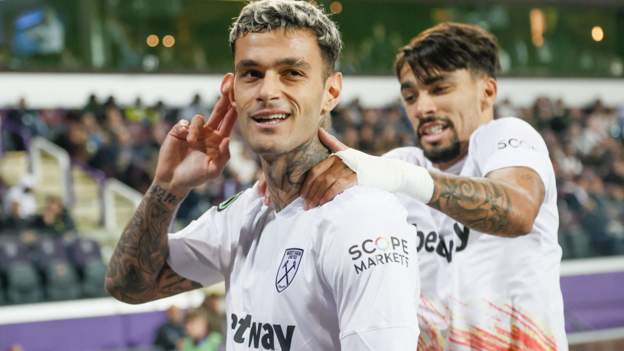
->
[260,136,329,212]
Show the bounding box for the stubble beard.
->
[419,128,462,164]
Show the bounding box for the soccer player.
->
[302,23,567,350]
[105,1,419,350]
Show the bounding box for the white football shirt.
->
[385,117,567,351]
[167,185,420,351]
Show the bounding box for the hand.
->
[301,128,357,209]
[154,90,237,198]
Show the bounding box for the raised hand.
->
[154,91,237,198]
[301,128,357,209]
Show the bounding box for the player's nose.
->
[256,71,281,103]
[413,92,437,120]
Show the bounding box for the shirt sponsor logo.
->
[497,138,536,151]
[414,223,470,263]
[230,313,295,351]
[348,235,409,274]
[275,248,303,293]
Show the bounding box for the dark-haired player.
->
[303,22,567,350]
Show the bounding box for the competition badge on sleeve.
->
[275,248,304,293]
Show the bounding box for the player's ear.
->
[321,72,342,115]
[480,76,497,113]
[221,73,236,107]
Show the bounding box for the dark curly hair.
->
[395,22,500,80]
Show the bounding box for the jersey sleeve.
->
[383,146,430,168]
[473,117,553,185]
[318,188,419,350]
[167,188,258,286]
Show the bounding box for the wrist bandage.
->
[334,148,435,203]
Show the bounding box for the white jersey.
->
[167,185,420,351]
[386,117,567,351]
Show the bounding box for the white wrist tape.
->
[334,148,435,203]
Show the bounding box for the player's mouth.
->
[418,120,452,144]
[251,111,292,127]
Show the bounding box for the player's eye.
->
[402,94,417,104]
[431,85,449,95]
[241,70,262,80]
[284,69,305,79]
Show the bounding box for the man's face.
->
[398,64,491,166]
[231,28,338,157]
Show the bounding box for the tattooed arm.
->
[428,166,545,237]
[105,183,201,304]
[106,85,237,304]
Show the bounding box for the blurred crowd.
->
[154,294,225,351]
[0,177,75,242]
[1,93,624,259]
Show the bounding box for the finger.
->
[187,115,205,145]
[319,174,356,206]
[305,176,336,210]
[217,107,238,137]
[301,157,336,199]
[217,137,231,163]
[169,119,190,141]
[205,95,231,130]
[318,181,344,207]
[319,128,348,152]
[305,160,357,209]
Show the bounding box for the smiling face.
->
[398,64,496,168]
[229,28,341,158]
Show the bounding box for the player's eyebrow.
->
[235,58,311,72]
[400,81,415,91]
[275,57,311,70]
[421,74,447,86]
[235,59,259,72]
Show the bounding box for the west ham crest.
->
[275,248,304,293]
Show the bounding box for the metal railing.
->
[30,136,73,206]
[27,136,143,232]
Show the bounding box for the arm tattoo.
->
[428,173,514,236]
[106,184,200,303]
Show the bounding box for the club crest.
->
[275,248,304,293]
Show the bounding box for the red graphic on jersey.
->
[418,297,447,351]
[448,302,557,351]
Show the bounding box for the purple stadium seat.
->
[66,237,102,268]
[0,237,29,268]
[31,236,68,270]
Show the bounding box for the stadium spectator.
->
[3,176,37,220]
[1,200,31,234]
[30,195,75,237]
[154,306,185,351]
[181,308,223,351]
[197,293,225,337]
[181,94,210,121]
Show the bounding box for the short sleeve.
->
[474,117,553,185]
[167,188,258,286]
[318,188,419,350]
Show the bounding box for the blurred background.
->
[0,0,623,350]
